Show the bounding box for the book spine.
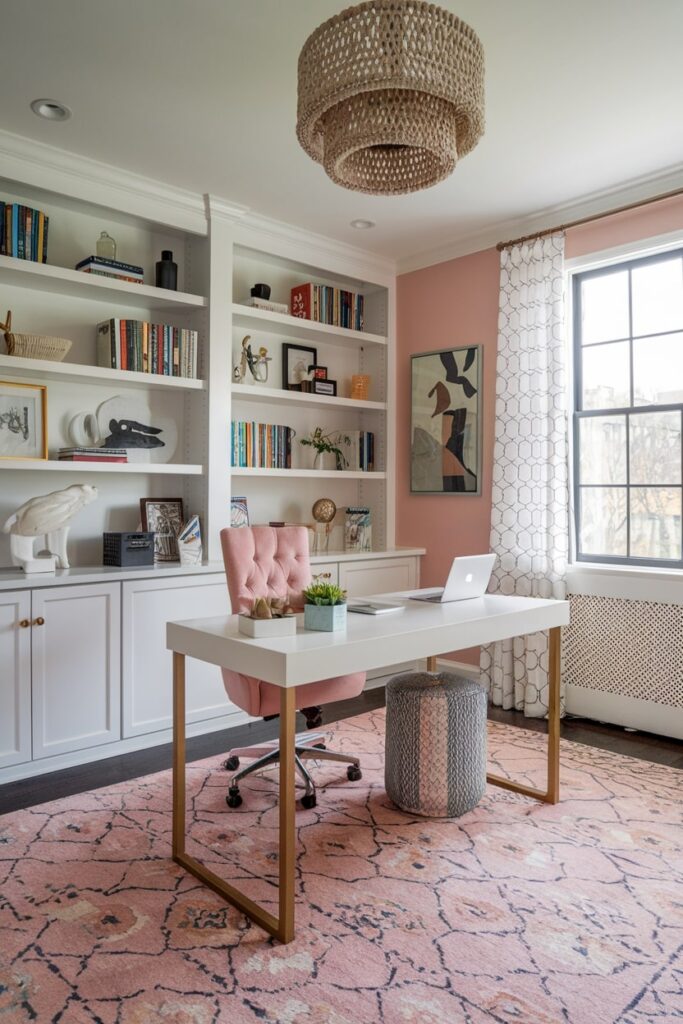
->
[290,283,312,320]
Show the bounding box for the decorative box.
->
[303,603,347,632]
[238,614,298,638]
[103,532,155,567]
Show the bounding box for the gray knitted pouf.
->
[384,671,487,817]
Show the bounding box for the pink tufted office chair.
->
[220,525,365,809]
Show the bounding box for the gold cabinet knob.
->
[33,617,45,626]
[18,619,30,628]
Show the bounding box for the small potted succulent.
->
[302,580,347,632]
[238,595,297,637]
[300,427,351,471]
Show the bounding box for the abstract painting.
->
[411,346,482,494]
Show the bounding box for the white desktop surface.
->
[167,593,570,686]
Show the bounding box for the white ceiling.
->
[1,0,683,269]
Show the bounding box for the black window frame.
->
[573,246,683,569]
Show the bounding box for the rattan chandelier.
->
[296,0,484,196]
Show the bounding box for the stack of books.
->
[291,283,364,331]
[0,202,48,262]
[242,296,289,315]
[76,255,144,284]
[97,318,198,378]
[347,430,375,472]
[231,421,293,469]
[58,447,128,464]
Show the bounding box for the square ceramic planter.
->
[303,602,347,632]
[238,614,297,638]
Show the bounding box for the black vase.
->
[250,283,271,300]
[156,250,178,291]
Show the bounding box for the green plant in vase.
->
[300,427,351,471]
[302,580,348,631]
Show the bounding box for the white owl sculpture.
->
[3,484,98,573]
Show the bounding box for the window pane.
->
[579,487,627,556]
[630,487,681,561]
[633,332,683,405]
[582,341,630,409]
[580,271,629,344]
[579,416,626,484]
[632,256,683,337]
[630,411,681,485]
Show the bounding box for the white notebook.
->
[347,600,405,615]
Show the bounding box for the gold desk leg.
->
[487,625,562,805]
[171,651,295,942]
[278,687,296,943]
[426,656,437,672]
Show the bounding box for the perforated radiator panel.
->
[564,594,683,708]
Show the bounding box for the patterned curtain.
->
[480,234,568,717]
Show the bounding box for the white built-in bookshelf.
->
[0,137,399,569]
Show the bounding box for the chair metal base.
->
[225,733,360,806]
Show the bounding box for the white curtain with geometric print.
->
[480,234,568,717]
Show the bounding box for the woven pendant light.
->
[296,0,485,196]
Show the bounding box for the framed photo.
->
[282,343,317,390]
[410,346,482,495]
[230,495,249,528]
[0,381,47,460]
[140,497,185,561]
[309,365,328,380]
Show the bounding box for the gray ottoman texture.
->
[384,671,487,817]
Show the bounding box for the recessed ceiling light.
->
[350,219,375,230]
[30,98,71,122]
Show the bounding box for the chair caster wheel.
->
[226,787,243,808]
[347,765,362,782]
[301,793,317,810]
[313,742,326,750]
[224,755,240,771]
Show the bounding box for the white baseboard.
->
[566,684,683,741]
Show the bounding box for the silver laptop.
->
[410,553,496,603]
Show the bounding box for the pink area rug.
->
[1,710,682,1024]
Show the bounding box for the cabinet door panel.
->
[339,557,417,598]
[32,583,121,759]
[123,576,234,737]
[0,590,31,768]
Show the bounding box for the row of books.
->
[347,430,375,472]
[291,283,364,331]
[96,318,198,378]
[58,447,128,463]
[231,421,293,469]
[76,255,144,285]
[0,202,48,262]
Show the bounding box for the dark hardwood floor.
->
[1,688,681,816]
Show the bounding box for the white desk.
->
[167,594,570,943]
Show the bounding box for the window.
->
[573,248,683,567]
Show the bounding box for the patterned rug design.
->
[1,710,682,1024]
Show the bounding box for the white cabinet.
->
[31,583,121,759]
[122,575,234,737]
[340,557,418,598]
[0,590,31,769]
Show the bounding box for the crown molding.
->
[397,163,683,275]
[204,194,250,222]
[233,208,397,286]
[0,129,208,234]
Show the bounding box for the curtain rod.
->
[496,184,683,252]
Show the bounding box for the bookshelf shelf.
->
[232,303,386,348]
[0,460,204,475]
[231,467,386,480]
[231,382,385,412]
[0,254,207,310]
[0,354,206,392]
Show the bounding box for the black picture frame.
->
[282,343,317,390]
[303,378,337,397]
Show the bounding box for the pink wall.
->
[396,194,683,664]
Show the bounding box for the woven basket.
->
[2,310,72,362]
